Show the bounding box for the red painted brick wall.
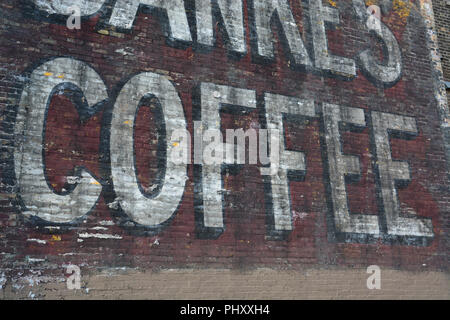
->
[0,0,448,291]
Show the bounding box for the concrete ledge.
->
[1,268,449,300]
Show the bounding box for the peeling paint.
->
[0,273,6,290]
[78,233,123,240]
[27,238,47,244]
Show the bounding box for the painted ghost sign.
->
[1,0,448,271]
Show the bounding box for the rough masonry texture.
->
[433,0,449,82]
[0,0,449,299]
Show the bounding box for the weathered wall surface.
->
[432,0,450,155]
[432,0,449,81]
[1,268,449,300]
[0,0,449,299]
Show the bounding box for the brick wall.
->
[431,0,450,183]
[432,0,450,111]
[433,0,450,80]
[0,0,449,299]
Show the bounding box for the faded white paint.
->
[14,58,105,223]
[322,104,379,234]
[352,0,402,84]
[32,0,105,16]
[372,111,433,237]
[78,233,123,239]
[12,57,436,239]
[251,0,312,66]
[110,72,188,227]
[30,0,406,87]
[26,238,48,244]
[109,0,192,43]
[308,0,356,76]
[195,0,246,54]
[264,93,315,231]
[199,83,257,228]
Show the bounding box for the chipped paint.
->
[27,238,47,245]
[419,0,450,165]
[26,258,46,263]
[78,233,123,240]
[51,235,61,241]
[90,226,109,231]
[0,0,448,299]
[99,220,115,226]
[0,273,6,290]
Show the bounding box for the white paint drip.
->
[90,226,109,231]
[78,233,123,240]
[99,220,115,226]
[293,211,309,221]
[27,258,46,263]
[44,226,60,230]
[0,273,6,290]
[27,238,47,245]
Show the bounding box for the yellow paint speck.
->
[57,74,65,79]
[51,235,61,241]
[393,0,412,23]
[328,0,337,7]
[44,72,53,76]
[172,142,179,147]
[365,0,378,6]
